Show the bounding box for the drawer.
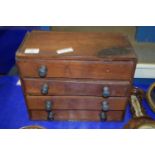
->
[26,96,128,110]
[29,110,124,121]
[17,60,134,80]
[23,78,130,97]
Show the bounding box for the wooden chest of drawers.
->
[16,31,137,121]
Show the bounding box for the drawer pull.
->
[101,101,109,111]
[102,86,110,97]
[41,83,49,95]
[48,111,54,121]
[38,65,47,78]
[45,100,52,111]
[45,101,54,120]
[100,112,107,121]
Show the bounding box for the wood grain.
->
[16,31,136,61]
[23,78,130,96]
[16,31,137,122]
[17,60,134,80]
[26,96,128,110]
[30,110,124,121]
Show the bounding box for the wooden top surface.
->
[16,31,137,61]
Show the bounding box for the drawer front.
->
[23,79,130,97]
[26,96,128,110]
[29,110,124,121]
[17,60,134,80]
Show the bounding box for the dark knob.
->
[102,86,110,97]
[41,83,49,95]
[101,101,109,111]
[100,112,107,121]
[45,101,54,121]
[38,65,47,78]
[45,100,52,112]
[47,111,54,121]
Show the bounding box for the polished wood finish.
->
[16,31,137,122]
[21,125,45,129]
[16,31,136,61]
[30,110,124,121]
[23,78,130,96]
[124,87,155,129]
[17,60,134,80]
[26,96,128,110]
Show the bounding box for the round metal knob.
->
[100,112,107,121]
[38,65,47,78]
[45,100,52,112]
[101,101,109,111]
[102,86,110,97]
[41,83,49,95]
[48,111,54,121]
